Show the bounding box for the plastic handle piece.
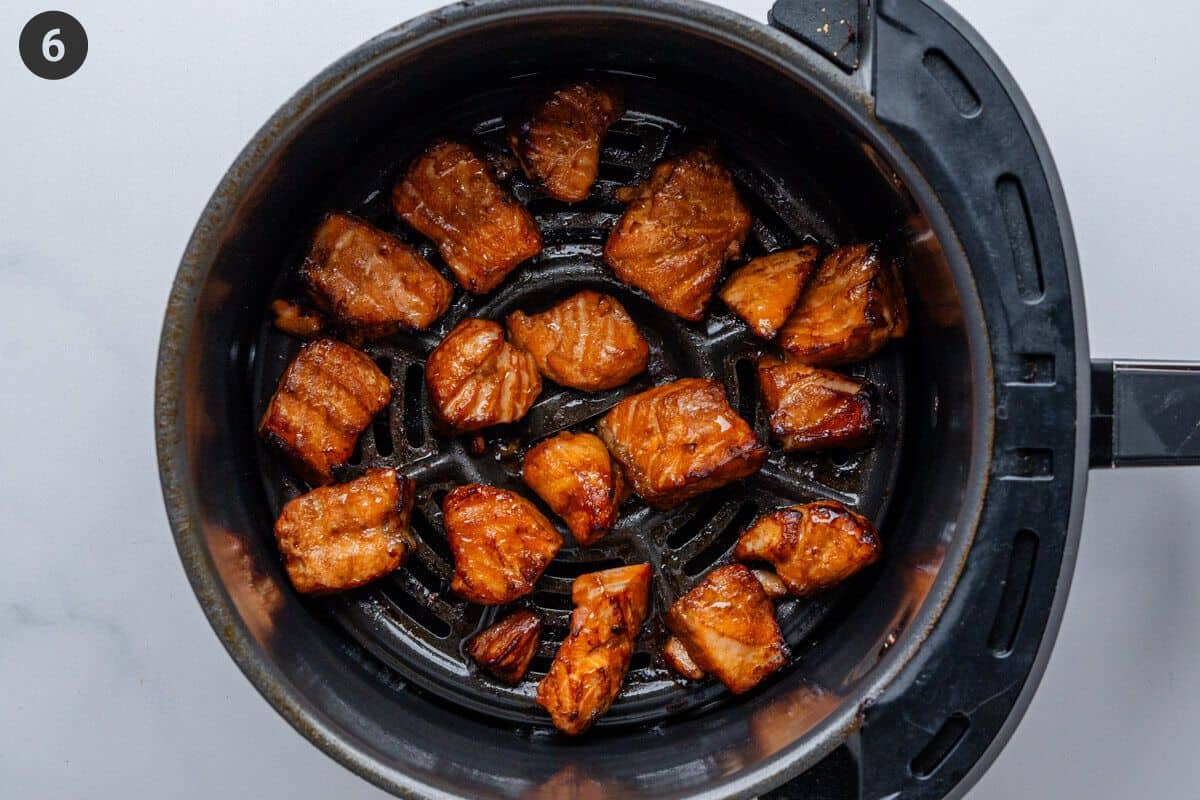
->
[768,0,865,73]
[1091,360,1200,467]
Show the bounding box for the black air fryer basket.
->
[156,1,1200,798]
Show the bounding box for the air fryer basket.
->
[251,75,916,727]
[158,1,1102,798]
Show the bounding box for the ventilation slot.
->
[372,358,395,457]
[530,591,575,612]
[603,128,644,151]
[749,219,785,253]
[828,448,855,468]
[629,651,653,671]
[536,210,620,246]
[390,590,452,639]
[735,357,758,422]
[405,555,446,595]
[668,494,729,549]
[997,447,1053,480]
[910,712,970,779]
[988,529,1039,655]
[922,49,980,117]
[402,363,426,447]
[527,654,555,675]
[544,557,626,579]
[412,508,453,565]
[597,161,640,184]
[997,175,1045,303]
[684,501,758,576]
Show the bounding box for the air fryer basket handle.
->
[768,0,865,68]
[1090,360,1200,468]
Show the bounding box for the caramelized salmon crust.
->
[442,484,563,605]
[597,378,767,510]
[259,338,391,485]
[665,563,788,695]
[757,355,877,452]
[522,431,628,546]
[273,468,415,594]
[392,140,542,294]
[300,212,453,338]
[537,564,652,734]
[270,298,327,340]
[604,148,752,321]
[506,290,649,392]
[734,500,881,597]
[508,79,625,203]
[425,318,542,433]
[719,246,819,340]
[466,609,543,684]
[779,243,909,366]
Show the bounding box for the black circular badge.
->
[19,11,87,80]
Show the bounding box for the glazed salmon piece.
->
[523,431,628,546]
[425,318,542,434]
[392,140,542,294]
[734,500,881,597]
[269,298,327,340]
[300,212,452,339]
[273,468,415,594]
[662,635,706,681]
[779,243,909,366]
[443,485,563,605]
[537,564,652,734]
[757,355,877,452]
[506,290,649,392]
[604,148,752,321]
[508,79,624,202]
[665,564,789,695]
[719,246,819,339]
[597,378,767,510]
[259,338,391,485]
[466,609,543,684]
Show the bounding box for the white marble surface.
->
[1,1,1197,796]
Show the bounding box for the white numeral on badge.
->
[41,27,64,62]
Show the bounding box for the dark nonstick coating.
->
[249,76,910,729]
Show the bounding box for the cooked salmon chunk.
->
[662,636,706,680]
[537,564,652,734]
[392,140,542,293]
[734,500,881,597]
[506,290,649,392]
[443,485,563,605]
[509,79,624,202]
[604,148,752,320]
[719,246,819,339]
[779,243,909,366]
[597,378,767,510]
[666,564,788,695]
[757,355,877,452]
[466,609,543,684]
[523,431,628,546]
[259,338,391,485]
[299,212,453,339]
[425,318,542,433]
[751,568,789,600]
[662,566,789,682]
[273,468,415,594]
[270,298,327,340]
